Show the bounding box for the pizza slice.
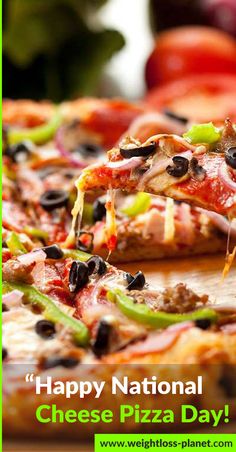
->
[67,120,236,250]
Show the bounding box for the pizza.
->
[2,98,236,438]
[3,99,234,262]
[3,246,236,437]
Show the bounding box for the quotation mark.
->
[25,373,35,383]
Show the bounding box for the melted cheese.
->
[163,197,175,244]
[105,188,117,255]
[222,246,236,281]
[64,178,84,247]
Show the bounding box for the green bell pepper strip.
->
[3,281,89,346]
[23,227,49,240]
[6,232,27,255]
[107,289,218,328]
[8,110,62,145]
[82,203,94,225]
[62,248,92,261]
[121,193,151,217]
[183,122,220,144]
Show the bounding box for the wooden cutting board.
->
[3,254,236,451]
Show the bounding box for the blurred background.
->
[3,0,236,101]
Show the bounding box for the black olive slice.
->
[76,231,94,253]
[69,261,89,293]
[166,156,189,177]
[2,347,8,361]
[163,109,188,124]
[40,190,69,212]
[93,198,106,222]
[2,303,9,312]
[41,244,64,259]
[75,143,103,158]
[87,255,107,276]
[194,318,212,330]
[189,157,206,181]
[225,147,236,170]
[5,141,32,163]
[92,319,113,357]
[126,271,146,290]
[120,141,156,159]
[43,356,79,370]
[35,320,56,339]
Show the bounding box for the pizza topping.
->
[2,348,8,361]
[75,143,103,158]
[93,198,106,222]
[106,156,144,170]
[92,318,114,357]
[41,244,64,259]
[200,210,236,238]
[76,231,94,253]
[163,109,188,124]
[2,289,24,308]
[189,157,207,181]
[17,249,46,266]
[166,156,189,177]
[6,232,27,256]
[35,319,56,339]
[218,161,236,191]
[5,141,33,163]
[87,255,107,276]
[121,193,151,217]
[125,271,146,290]
[42,356,79,370]
[119,141,156,159]
[3,281,89,346]
[183,122,221,144]
[225,147,236,170]
[39,190,69,212]
[69,261,89,293]
[8,110,62,145]
[194,318,212,330]
[108,288,217,329]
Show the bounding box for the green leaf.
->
[121,193,151,217]
[183,123,221,144]
[3,0,125,101]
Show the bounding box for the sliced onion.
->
[55,127,87,169]
[127,112,186,140]
[17,249,46,265]
[199,208,236,238]
[106,156,144,170]
[218,161,236,191]
[3,290,24,307]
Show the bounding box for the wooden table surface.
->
[121,253,236,304]
[3,254,236,451]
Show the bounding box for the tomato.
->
[145,74,236,123]
[146,26,236,89]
